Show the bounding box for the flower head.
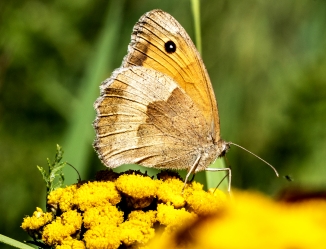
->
[73,181,121,211]
[115,173,158,209]
[42,210,82,246]
[157,178,186,208]
[83,224,121,249]
[21,207,53,231]
[83,205,123,229]
[47,185,77,212]
[55,239,86,249]
[119,211,156,246]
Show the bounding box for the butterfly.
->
[93,9,278,191]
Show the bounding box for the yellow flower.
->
[115,173,158,208]
[47,185,77,212]
[156,178,186,208]
[185,188,227,215]
[83,205,124,229]
[83,224,121,249]
[42,210,82,246]
[55,238,86,249]
[151,191,326,249]
[21,207,53,230]
[73,181,121,211]
[119,218,155,246]
[156,203,197,235]
[127,210,157,226]
[22,169,326,249]
[119,210,157,246]
[115,173,158,198]
[42,220,72,246]
[186,181,204,191]
[60,209,83,231]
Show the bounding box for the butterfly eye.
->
[164,40,176,53]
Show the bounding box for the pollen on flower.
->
[156,178,185,208]
[119,218,155,245]
[21,207,53,231]
[42,210,82,246]
[156,203,197,234]
[186,188,227,215]
[115,174,158,199]
[61,209,83,231]
[115,173,159,209]
[83,224,121,249]
[42,220,71,246]
[83,205,124,229]
[55,238,86,249]
[127,210,157,226]
[208,187,228,201]
[182,181,204,197]
[73,181,121,211]
[47,185,77,212]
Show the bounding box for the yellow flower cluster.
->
[21,207,53,239]
[22,170,326,249]
[42,210,82,246]
[22,170,226,249]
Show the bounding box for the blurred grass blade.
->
[190,0,202,54]
[34,77,80,120]
[62,0,125,184]
[0,234,34,249]
[190,0,228,190]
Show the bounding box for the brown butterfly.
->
[93,9,278,191]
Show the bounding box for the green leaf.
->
[0,234,35,249]
[37,144,66,196]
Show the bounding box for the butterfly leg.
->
[204,167,232,192]
[182,154,202,193]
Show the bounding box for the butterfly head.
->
[217,140,231,158]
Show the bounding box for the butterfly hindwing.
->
[93,67,216,170]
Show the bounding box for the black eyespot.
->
[164,40,176,53]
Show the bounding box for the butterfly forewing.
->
[122,9,221,141]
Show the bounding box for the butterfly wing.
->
[122,9,221,141]
[93,67,218,170]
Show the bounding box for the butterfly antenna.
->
[229,142,279,177]
[66,162,82,183]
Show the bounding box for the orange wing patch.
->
[122,10,220,141]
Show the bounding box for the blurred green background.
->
[1,0,326,246]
